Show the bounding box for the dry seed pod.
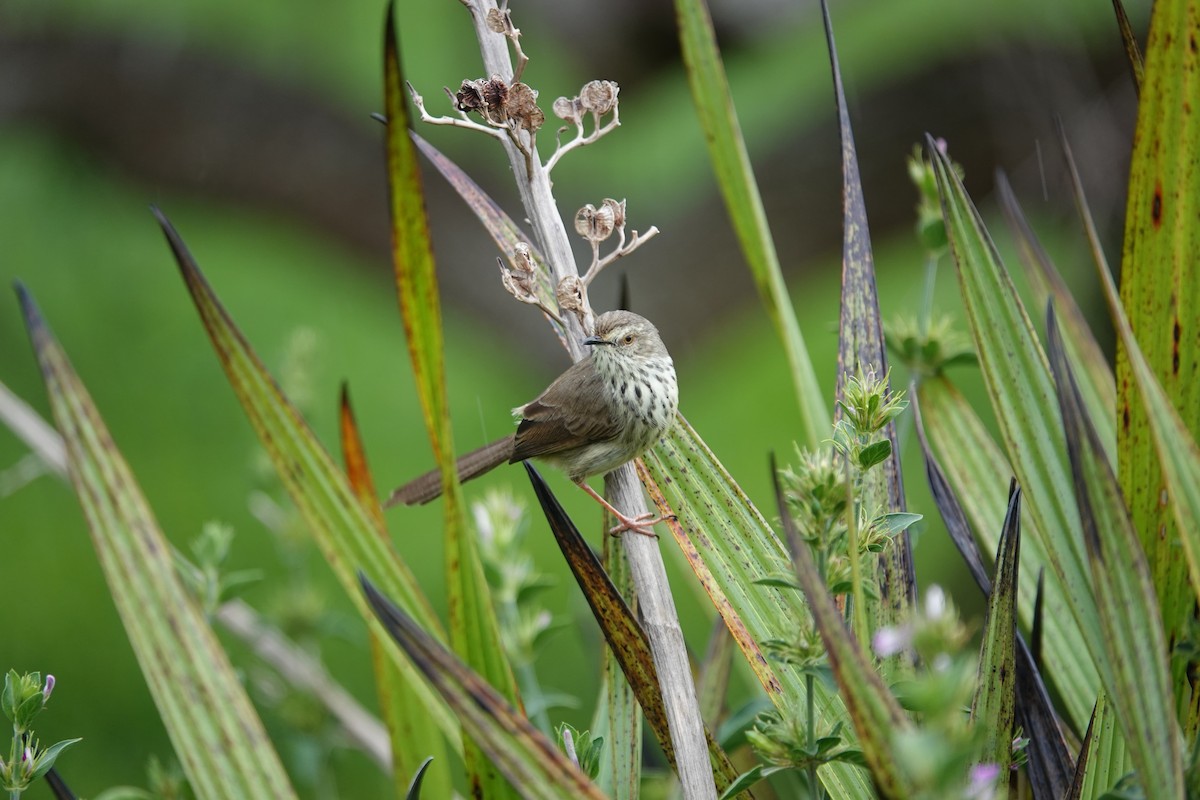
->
[579,80,619,115]
[455,80,486,113]
[553,96,583,124]
[513,242,536,273]
[601,198,626,230]
[556,275,585,313]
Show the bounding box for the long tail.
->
[384,435,514,507]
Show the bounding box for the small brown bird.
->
[385,310,678,535]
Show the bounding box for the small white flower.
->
[924,585,947,619]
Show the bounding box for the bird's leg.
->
[576,481,662,537]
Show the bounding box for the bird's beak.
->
[583,335,613,347]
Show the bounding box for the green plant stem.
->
[843,458,869,651]
[516,660,551,735]
[919,253,938,338]
[805,672,819,799]
[497,593,551,734]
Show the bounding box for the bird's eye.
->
[623,334,635,344]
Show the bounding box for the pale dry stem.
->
[581,225,661,287]
[545,107,621,173]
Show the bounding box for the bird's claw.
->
[608,511,663,538]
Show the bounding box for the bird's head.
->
[583,311,669,362]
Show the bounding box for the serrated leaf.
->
[1047,302,1183,797]
[362,575,605,800]
[970,483,1020,776]
[674,0,828,449]
[16,286,296,800]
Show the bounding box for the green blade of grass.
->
[639,418,876,798]
[382,6,520,797]
[16,284,297,800]
[928,135,1106,710]
[1117,0,1200,718]
[1046,302,1183,797]
[970,484,1020,777]
[361,575,607,800]
[674,0,829,449]
[339,386,453,798]
[152,209,459,749]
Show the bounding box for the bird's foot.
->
[608,511,662,538]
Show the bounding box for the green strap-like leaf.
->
[915,376,1098,732]
[674,0,829,449]
[995,172,1116,458]
[339,386,453,797]
[152,210,458,749]
[361,576,607,800]
[640,418,877,799]
[928,136,1107,712]
[1047,302,1183,798]
[16,285,297,800]
[1072,691,1134,799]
[912,394,1073,796]
[1117,0,1200,720]
[970,484,1021,776]
[382,6,520,798]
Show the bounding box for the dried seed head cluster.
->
[554,80,620,124]
[455,76,544,134]
[545,80,622,173]
[574,199,627,244]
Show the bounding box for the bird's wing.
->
[510,358,621,461]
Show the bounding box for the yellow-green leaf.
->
[16,285,296,800]
[674,0,828,449]
[1047,303,1183,798]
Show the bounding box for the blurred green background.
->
[1,0,1136,796]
